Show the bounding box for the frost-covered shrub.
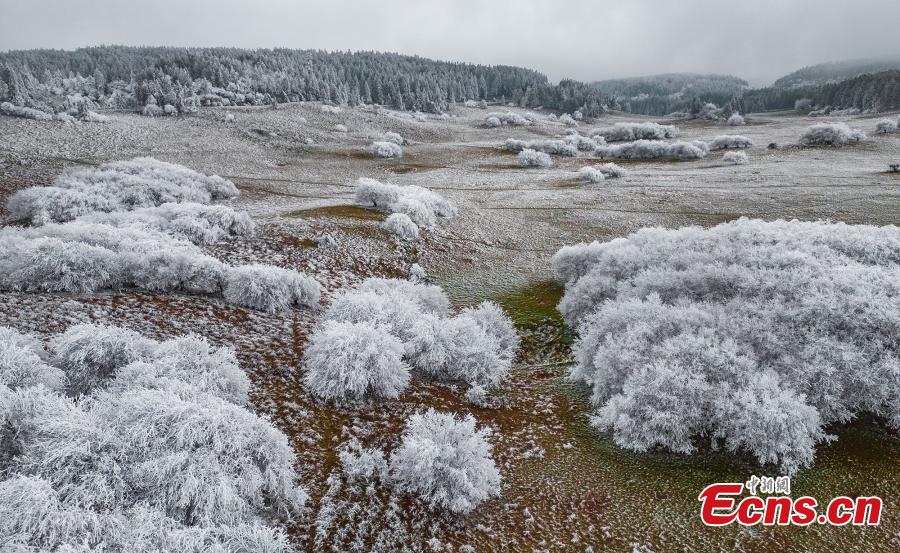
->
[334,124,348,133]
[224,264,321,313]
[578,162,627,182]
[304,321,411,403]
[875,118,898,134]
[318,279,449,349]
[321,104,342,114]
[591,122,678,142]
[383,131,404,145]
[502,138,528,152]
[354,178,455,227]
[77,202,255,245]
[111,335,251,405]
[390,409,500,514]
[6,157,238,224]
[383,213,420,240]
[596,162,627,178]
[307,280,517,401]
[408,263,426,281]
[595,140,708,160]
[484,116,501,127]
[578,166,605,183]
[800,122,866,146]
[51,324,155,396]
[0,102,53,121]
[504,138,576,157]
[707,135,753,150]
[564,133,605,151]
[554,219,900,472]
[0,222,228,295]
[723,151,748,165]
[518,148,552,168]
[459,302,519,368]
[371,141,403,159]
[414,306,516,390]
[0,220,315,312]
[142,103,163,117]
[533,140,576,156]
[0,326,306,552]
[485,111,529,126]
[726,113,745,126]
[559,113,578,127]
[0,328,63,391]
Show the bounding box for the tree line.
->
[0,46,607,116]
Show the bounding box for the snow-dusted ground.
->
[1,104,898,552]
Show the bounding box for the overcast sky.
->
[1,0,898,86]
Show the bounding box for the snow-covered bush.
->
[800,122,866,146]
[0,102,53,121]
[0,328,63,391]
[0,222,228,295]
[304,321,411,403]
[333,123,348,132]
[224,264,321,313]
[504,138,576,157]
[484,116,501,127]
[383,131,404,145]
[559,113,578,127]
[390,409,500,514]
[77,202,255,245]
[51,324,155,396]
[564,133,605,151]
[518,148,552,168]
[502,138,528,152]
[553,219,900,473]
[6,157,238,224]
[595,162,628,177]
[578,166,605,183]
[485,111,529,126]
[707,135,753,150]
[305,280,517,401]
[578,162,627,182]
[591,122,678,142]
[595,140,708,160]
[382,213,420,240]
[875,118,898,134]
[409,263,426,281]
[726,113,745,126]
[142,103,163,117]
[354,178,455,227]
[0,222,316,312]
[320,104,342,114]
[0,326,305,552]
[413,303,517,390]
[723,151,748,165]
[371,141,403,159]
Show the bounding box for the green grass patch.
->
[288,205,385,221]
